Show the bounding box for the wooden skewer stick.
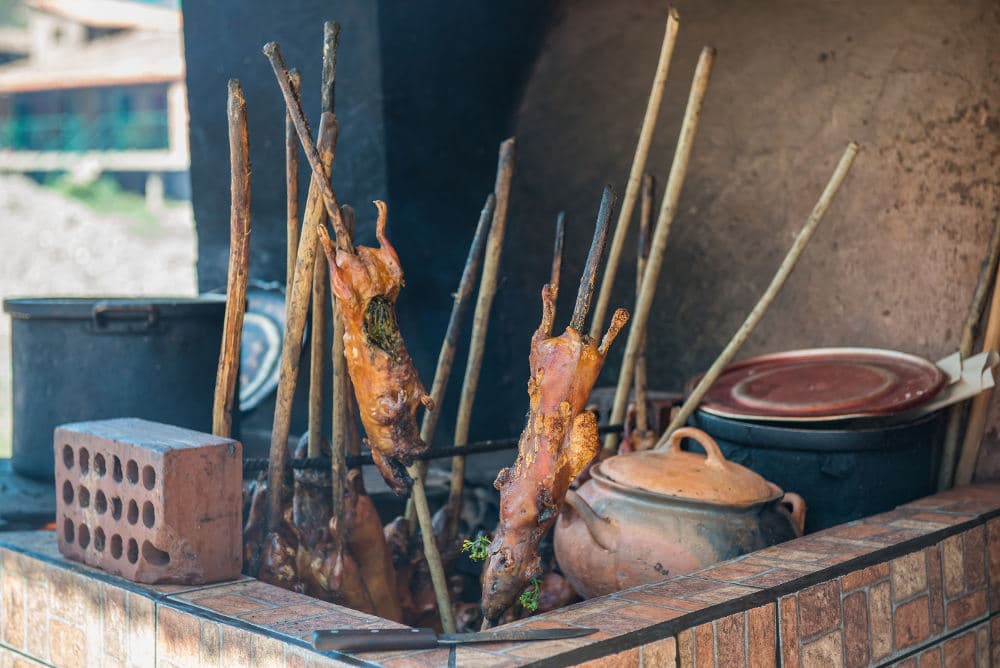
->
[570,185,617,333]
[285,70,301,298]
[310,22,340,461]
[440,139,516,541]
[654,141,860,449]
[603,47,716,457]
[266,113,338,530]
[263,41,352,251]
[550,211,566,291]
[589,7,680,339]
[213,80,252,439]
[407,465,457,632]
[938,216,1000,490]
[634,174,655,435]
[955,215,1000,486]
[330,206,354,520]
[400,194,496,527]
[308,248,328,458]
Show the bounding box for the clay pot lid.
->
[688,347,946,422]
[598,427,777,505]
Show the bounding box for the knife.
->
[312,626,596,652]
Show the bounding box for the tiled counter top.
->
[2,484,1000,666]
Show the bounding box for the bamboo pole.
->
[602,47,716,457]
[938,216,1000,490]
[589,7,680,340]
[634,174,655,435]
[212,80,251,439]
[441,139,516,541]
[263,42,352,250]
[285,70,301,298]
[955,220,1000,486]
[266,113,338,530]
[654,141,860,449]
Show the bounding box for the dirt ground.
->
[0,174,197,457]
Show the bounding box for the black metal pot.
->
[687,409,945,533]
[4,297,226,481]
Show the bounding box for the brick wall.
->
[1,485,1000,667]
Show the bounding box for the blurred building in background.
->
[0,0,188,204]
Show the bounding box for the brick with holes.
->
[54,418,242,584]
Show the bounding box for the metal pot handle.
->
[665,427,728,468]
[780,492,807,536]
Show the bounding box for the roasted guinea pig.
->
[318,201,432,494]
[481,291,628,621]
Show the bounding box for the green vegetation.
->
[46,175,161,232]
[461,533,491,562]
[519,577,542,612]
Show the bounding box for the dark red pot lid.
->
[689,347,946,422]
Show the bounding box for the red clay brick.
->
[987,518,1000,610]
[926,544,945,635]
[892,551,928,601]
[240,603,329,627]
[747,604,776,668]
[977,624,990,668]
[697,560,772,582]
[800,631,843,665]
[744,568,811,588]
[48,618,86,668]
[715,612,745,666]
[642,637,676,666]
[23,577,47,660]
[1,570,25,649]
[578,647,640,668]
[894,595,931,650]
[615,603,682,623]
[695,621,714,668]
[942,534,965,599]
[895,659,917,668]
[199,620,221,666]
[678,628,695,666]
[157,605,201,665]
[964,526,987,591]
[102,584,127,663]
[943,630,976,666]
[126,592,155,666]
[868,581,893,660]
[946,589,987,628]
[192,593,273,616]
[220,624,253,667]
[918,645,943,667]
[778,595,799,667]
[797,580,841,639]
[55,418,242,585]
[841,562,890,591]
[843,590,869,668]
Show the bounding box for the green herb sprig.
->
[519,577,542,612]
[461,533,491,562]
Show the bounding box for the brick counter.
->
[2,485,1000,666]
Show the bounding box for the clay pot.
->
[554,427,805,598]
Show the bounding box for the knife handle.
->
[312,628,438,652]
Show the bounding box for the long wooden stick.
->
[589,7,680,339]
[212,79,251,439]
[310,22,340,461]
[634,174,655,435]
[267,113,338,530]
[400,194,496,526]
[442,139,516,541]
[602,47,715,456]
[330,206,354,520]
[938,216,1000,490]
[285,70,301,298]
[263,41,352,251]
[654,141,860,449]
[570,186,617,333]
[955,217,1000,486]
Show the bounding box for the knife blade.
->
[312,626,596,652]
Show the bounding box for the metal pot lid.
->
[689,347,946,422]
[598,427,778,506]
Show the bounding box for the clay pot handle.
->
[665,427,728,468]
[780,492,807,535]
[563,489,618,551]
